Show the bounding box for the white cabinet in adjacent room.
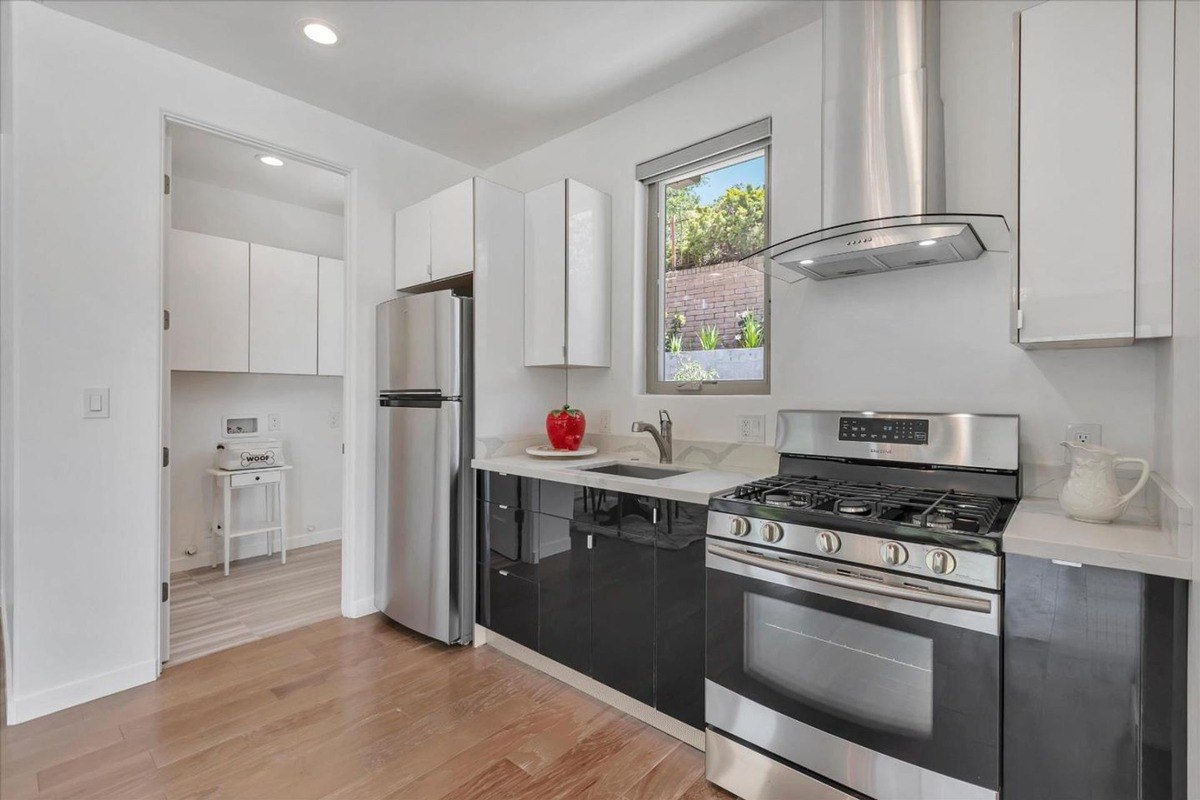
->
[317,257,345,377]
[524,179,611,368]
[394,198,432,290]
[1013,0,1174,348]
[168,229,250,372]
[249,243,318,374]
[430,179,475,281]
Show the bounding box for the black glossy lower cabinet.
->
[654,500,707,729]
[487,566,538,652]
[592,523,656,705]
[1004,555,1188,800]
[538,516,592,676]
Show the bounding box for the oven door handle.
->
[707,543,993,614]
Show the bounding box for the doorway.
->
[158,118,353,666]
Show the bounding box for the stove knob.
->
[729,516,752,537]
[926,549,957,575]
[761,522,784,544]
[815,530,841,555]
[880,541,909,566]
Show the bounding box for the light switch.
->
[84,387,110,418]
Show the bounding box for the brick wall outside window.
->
[663,260,765,349]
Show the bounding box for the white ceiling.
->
[45,0,822,167]
[168,122,345,215]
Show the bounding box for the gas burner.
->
[789,492,815,508]
[921,513,956,530]
[763,492,793,507]
[836,499,873,516]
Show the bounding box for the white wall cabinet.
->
[1013,0,1174,348]
[524,179,611,368]
[317,257,345,376]
[394,198,431,289]
[249,244,318,374]
[168,229,250,372]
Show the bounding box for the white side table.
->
[205,465,293,576]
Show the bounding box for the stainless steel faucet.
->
[632,410,673,463]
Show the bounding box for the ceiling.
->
[168,122,345,215]
[45,1,822,167]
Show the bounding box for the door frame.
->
[156,113,359,668]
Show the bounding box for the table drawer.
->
[231,471,280,488]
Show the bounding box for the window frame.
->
[643,141,771,396]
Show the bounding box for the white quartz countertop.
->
[1003,497,1192,579]
[471,453,764,505]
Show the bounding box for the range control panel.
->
[839,416,929,444]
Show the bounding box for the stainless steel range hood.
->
[745,0,1009,282]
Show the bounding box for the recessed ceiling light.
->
[800,259,815,265]
[301,20,339,45]
[918,239,937,246]
[257,155,284,167]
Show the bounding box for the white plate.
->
[525,444,599,459]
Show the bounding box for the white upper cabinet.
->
[1014,0,1174,348]
[394,198,432,290]
[168,229,250,373]
[249,244,318,375]
[317,257,345,377]
[430,179,475,281]
[524,179,611,368]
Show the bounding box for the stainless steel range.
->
[704,410,1019,800]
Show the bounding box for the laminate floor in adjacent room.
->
[0,614,731,800]
[168,540,341,666]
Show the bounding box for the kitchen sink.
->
[581,463,688,480]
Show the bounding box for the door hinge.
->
[163,308,170,331]
[586,533,594,550]
[163,174,170,195]
[1016,308,1025,330]
[161,581,169,602]
[162,447,170,468]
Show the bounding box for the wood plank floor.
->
[169,541,341,665]
[0,614,733,800]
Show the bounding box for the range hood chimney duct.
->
[745,0,1008,282]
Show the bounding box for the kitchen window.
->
[640,119,770,395]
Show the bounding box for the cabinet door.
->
[249,244,318,374]
[654,500,707,728]
[524,180,567,366]
[565,180,612,367]
[489,566,538,651]
[480,501,538,583]
[430,178,475,281]
[394,199,431,290]
[592,516,655,705]
[538,516,592,676]
[1016,0,1136,346]
[317,256,344,376]
[168,229,249,372]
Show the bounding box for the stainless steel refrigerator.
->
[375,291,473,645]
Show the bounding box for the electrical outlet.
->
[737,414,766,444]
[268,412,281,432]
[1065,423,1102,462]
[593,410,611,435]
[328,410,341,429]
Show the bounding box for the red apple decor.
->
[545,404,586,451]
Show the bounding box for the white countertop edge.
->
[471,454,763,505]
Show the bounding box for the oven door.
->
[706,542,1000,800]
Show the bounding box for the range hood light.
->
[918,239,937,247]
[800,259,815,265]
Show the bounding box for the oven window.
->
[744,592,934,737]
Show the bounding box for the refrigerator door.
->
[375,396,465,643]
[376,291,463,396]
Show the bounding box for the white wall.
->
[170,372,344,571]
[482,3,1159,472]
[0,0,16,705]
[171,176,343,259]
[3,0,474,723]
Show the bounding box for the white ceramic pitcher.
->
[1058,442,1150,523]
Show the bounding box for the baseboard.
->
[482,627,704,751]
[170,528,341,574]
[347,595,377,618]
[8,658,157,725]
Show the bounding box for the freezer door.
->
[376,292,462,396]
[375,398,464,643]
